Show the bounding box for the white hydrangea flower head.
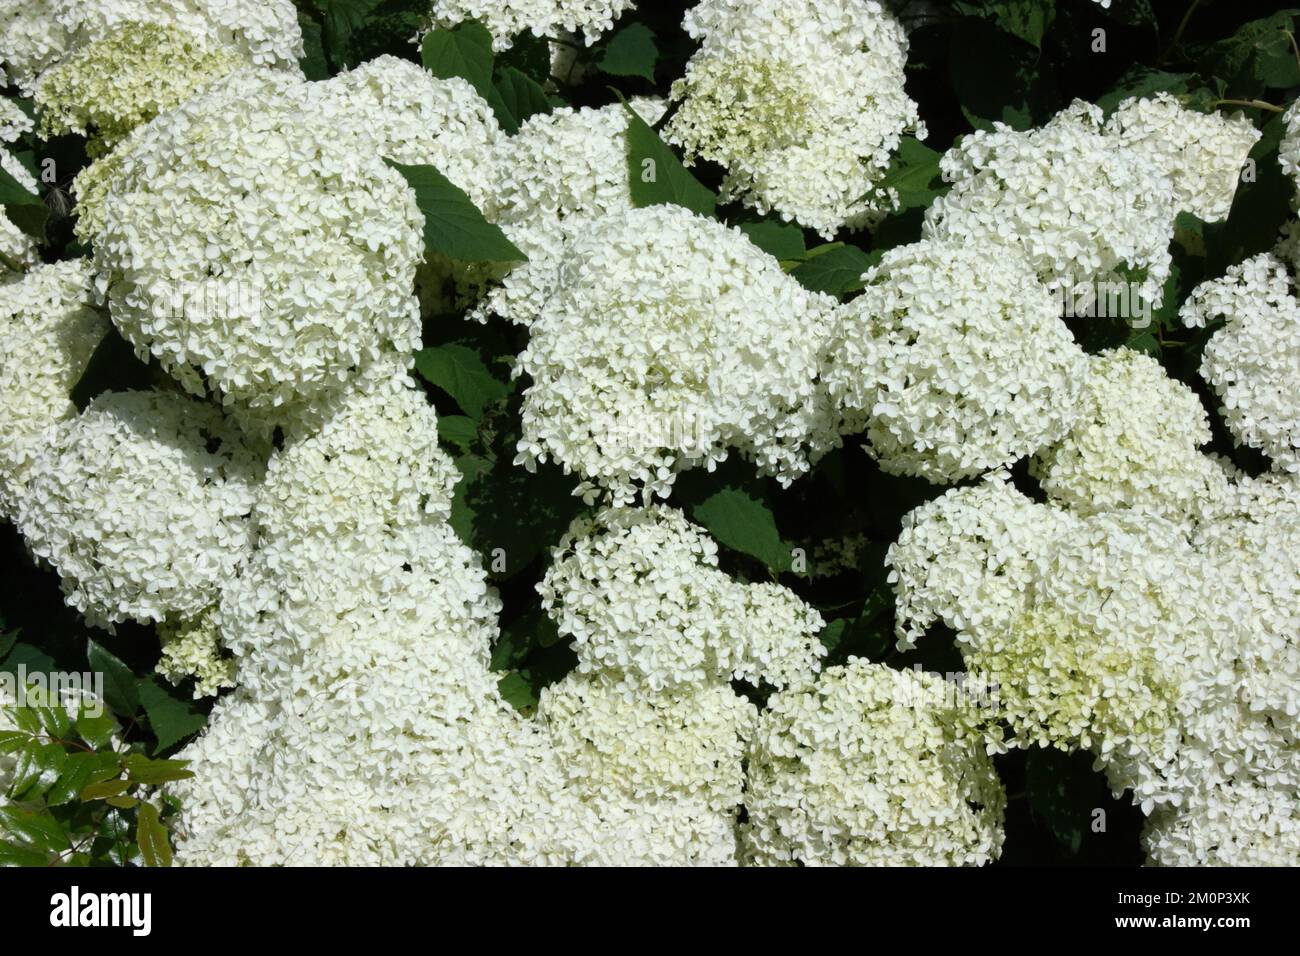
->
[825,240,1089,482]
[0,0,303,95]
[1279,98,1300,206]
[507,204,840,503]
[540,505,825,691]
[472,98,666,323]
[34,22,246,154]
[1180,254,1300,473]
[0,0,71,94]
[17,390,263,629]
[425,0,635,51]
[1103,94,1259,222]
[311,56,503,205]
[1143,781,1300,866]
[537,672,756,864]
[742,659,1006,866]
[0,260,107,521]
[1030,348,1225,516]
[0,96,33,142]
[924,101,1176,306]
[886,473,1081,649]
[156,608,235,699]
[74,70,424,417]
[961,511,1191,754]
[0,147,39,279]
[665,0,923,237]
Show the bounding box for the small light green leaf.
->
[415,344,512,420]
[692,487,792,573]
[123,754,194,786]
[81,777,131,801]
[386,160,526,263]
[598,23,658,81]
[75,709,119,749]
[47,752,120,807]
[624,103,717,217]
[136,803,172,868]
[420,20,495,98]
[87,639,139,716]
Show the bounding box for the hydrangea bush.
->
[2,0,1299,868]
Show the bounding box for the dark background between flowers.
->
[1,0,1295,865]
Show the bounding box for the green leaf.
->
[0,160,39,206]
[420,20,495,98]
[692,487,792,573]
[875,137,945,212]
[138,678,207,753]
[0,628,16,660]
[624,103,717,217]
[1209,11,1300,93]
[47,752,120,807]
[991,0,1056,49]
[308,0,385,69]
[790,244,878,295]
[10,740,66,799]
[75,710,119,749]
[123,754,194,786]
[437,414,479,455]
[496,671,538,715]
[738,220,806,261]
[491,67,552,134]
[414,344,512,420]
[135,803,172,868]
[386,160,526,263]
[598,23,658,81]
[0,804,70,854]
[81,778,130,801]
[0,729,29,755]
[0,642,55,678]
[0,839,53,867]
[87,639,139,717]
[297,11,329,81]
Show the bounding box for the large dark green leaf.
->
[87,640,139,717]
[138,678,207,753]
[420,20,495,97]
[624,103,717,216]
[692,487,792,573]
[599,23,658,81]
[387,160,526,263]
[414,343,512,420]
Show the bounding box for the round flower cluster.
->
[537,672,756,865]
[886,473,1081,649]
[887,457,1300,863]
[0,0,302,95]
[156,610,235,699]
[0,260,107,521]
[741,659,1006,866]
[824,240,1089,482]
[664,0,922,237]
[1180,254,1300,473]
[508,204,839,503]
[539,505,825,691]
[34,22,246,154]
[1103,93,1258,222]
[473,98,665,323]
[1030,348,1226,517]
[75,70,424,421]
[425,0,635,51]
[17,390,263,630]
[923,101,1176,307]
